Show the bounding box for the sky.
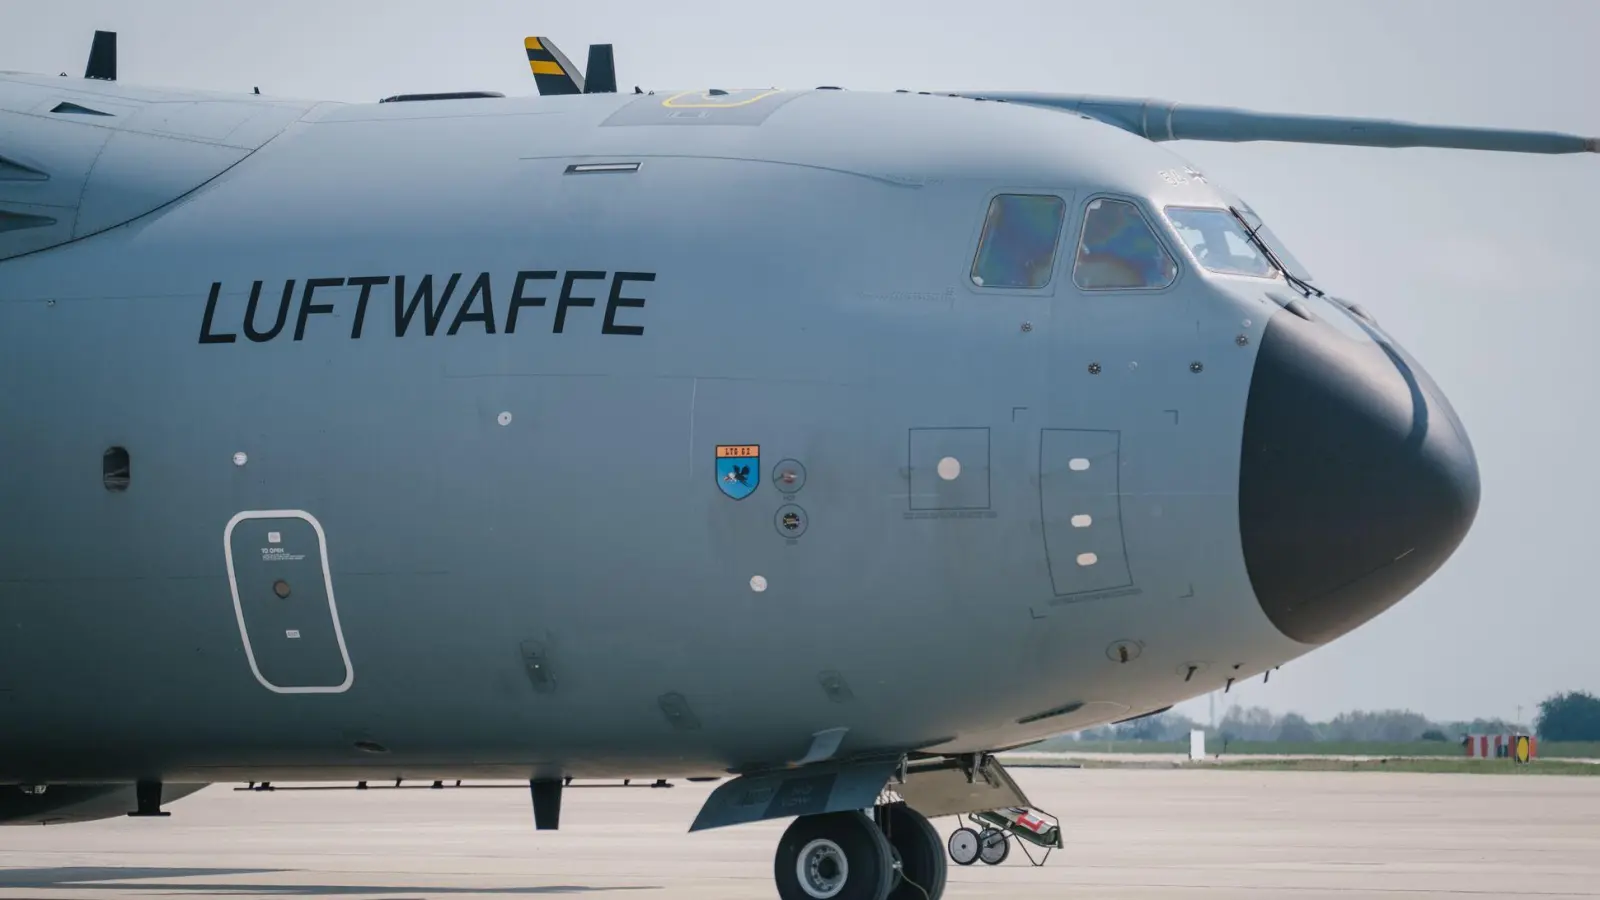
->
[2,0,1596,726]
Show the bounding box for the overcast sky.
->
[3,0,1595,726]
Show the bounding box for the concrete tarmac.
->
[1,768,1597,898]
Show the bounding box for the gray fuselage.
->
[0,80,1478,787]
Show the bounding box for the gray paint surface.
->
[0,75,1306,786]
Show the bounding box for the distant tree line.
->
[1066,690,1600,744]
[1536,691,1600,742]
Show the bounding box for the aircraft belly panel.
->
[224,511,352,693]
[1039,428,1133,596]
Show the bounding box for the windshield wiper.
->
[1230,207,1324,299]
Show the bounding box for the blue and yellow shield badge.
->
[715,444,760,500]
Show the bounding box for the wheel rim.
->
[979,829,1007,864]
[796,837,849,899]
[949,829,977,862]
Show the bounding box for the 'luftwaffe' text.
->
[199,271,654,344]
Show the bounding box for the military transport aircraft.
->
[0,28,1593,900]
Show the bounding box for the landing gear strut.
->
[126,779,170,818]
[773,804,947,900]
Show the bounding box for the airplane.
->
[0,27,1593,900]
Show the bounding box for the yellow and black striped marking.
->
[524,36,583,96]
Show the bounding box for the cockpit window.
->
[1073,198,1178,290]
[1234,203,1316,284]
[1163,207,1277,279]
[970,194,1066,289]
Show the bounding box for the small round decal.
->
[775,504,808,538]
[772,459,807,493]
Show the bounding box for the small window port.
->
[103,446,130,492]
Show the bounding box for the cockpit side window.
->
[1163,207,1278,279]
[970,194,1067,289]
[1073,198,1178,291]
[1234,203,1316,284]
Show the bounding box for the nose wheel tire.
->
[775,810,894,900]
[877,802,947,900]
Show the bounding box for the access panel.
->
[1039,429,1133,596]
[224,510,352,693]
[908,427,991,511]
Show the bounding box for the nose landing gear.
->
[773,803,948,900]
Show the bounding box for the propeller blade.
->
[968,92,1596,156]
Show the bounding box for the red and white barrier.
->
[1464,733,1537,760]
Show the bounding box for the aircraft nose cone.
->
[1239,301,1480,645]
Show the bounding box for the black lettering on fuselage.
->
[553,270,605,334]
[295,277,345,341]
[199,282,237,344]
[447,272,496,336]
[244,280,293,343]
[199,270,656,344]
[603,271,652,336]
[347,276,391,339]
[395,273,461,337]
[506,271,554,334]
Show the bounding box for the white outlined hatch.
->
[224,510,353,693]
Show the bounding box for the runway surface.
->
[2,768,1597,898]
